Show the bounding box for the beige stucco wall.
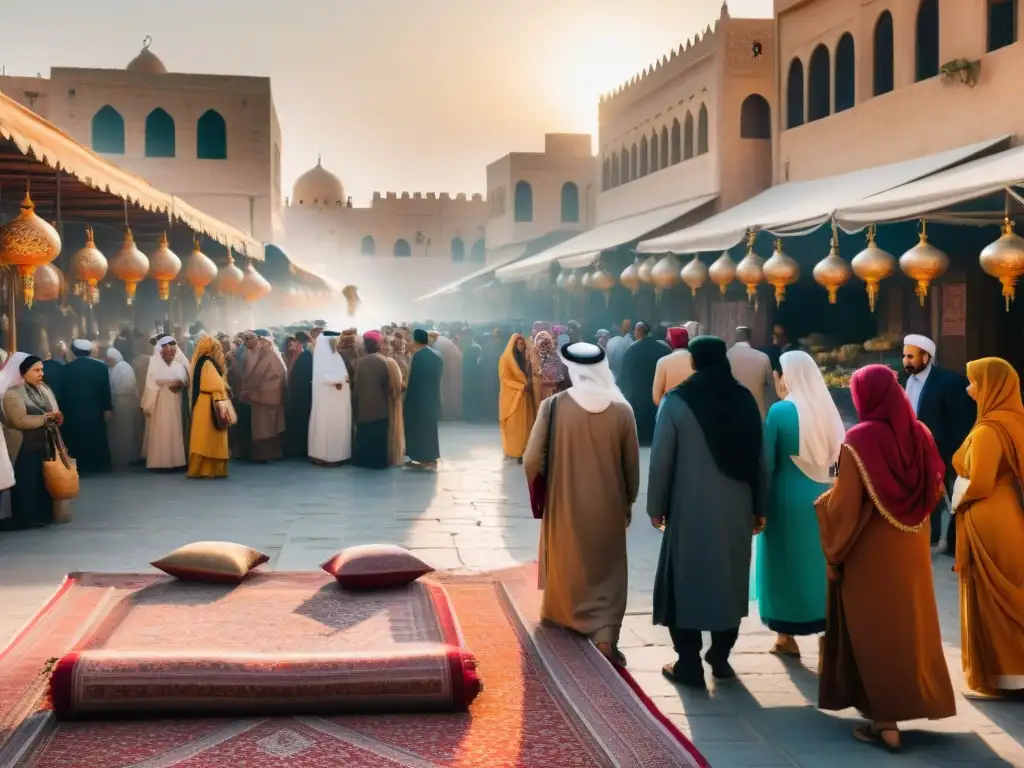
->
[776,0,1024,182]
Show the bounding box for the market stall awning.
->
[834,142,1024,229]
[636,137,1009,255]
[0,88,263,258]
[414,245,528,302]
[496,194,718,281]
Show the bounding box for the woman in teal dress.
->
[755,350,845,657]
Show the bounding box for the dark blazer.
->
[912,366,976,479]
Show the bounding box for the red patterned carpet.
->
[0,566,708,768]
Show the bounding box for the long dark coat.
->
[284,349,313,457]
[57,356,113,473]
[403,347,443,462]
[620,338,670,446]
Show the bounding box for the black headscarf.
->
[673,336,763,502]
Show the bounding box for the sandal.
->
[852,725,902,752]
[769,637,801,659]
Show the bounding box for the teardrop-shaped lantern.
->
[680,255,708,296]
[899,220,948,306]
[979,217,1024,311]
[0,192,62,307]
[555,271,568,291]
[735,231,764,303]
[620,258,641,294]
[564,270,582,293]
[651,254,681,293]
[183,239,218,301]
[850,225,896,312]
[813,238,853,304]
[708,251,737,294]
[590,267,616,293]
[637,255,659,284]
[238,262,272,303]
[109,227,150,305]
[762,239,800,306]
[581,270,594,290]
[212,250,244,296]
[71,226,107,307]
[33,262,63,302]
[148,232,181,301]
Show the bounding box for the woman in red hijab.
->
[814,365,955,752]
[652,327,693,405]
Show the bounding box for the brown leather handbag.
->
[43,427,79,501]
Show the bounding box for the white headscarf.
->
[106,348,138,397]
[312,333,349,391]
[0,352,29,397]
[142,339,190,414]
[779,350,845,484]
[562,342,628,414]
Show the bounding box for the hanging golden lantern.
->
[212,250,244,296]
[708,251,737,294]
[109,227,150,305]
[555,271,568,291]
[591,266,616,307]
[620,258,641,294]
[342,284,361,315]
[33,263,63,302]
[679,255,708,296]
[147,232,181,301]
[899,220,948,306]
[183,239,218,300]
[813,238,853,304]
[979,217,1024,311]
[651,253,681,294]
[637,254,659,284]
[0,192,62,308]
[735,231,764,302]
[850,225,896,312]
[581,270,594,290]
[238,262,271,303]
[70,226,107,307]
[762,239,800,306]
[564,270,582,293]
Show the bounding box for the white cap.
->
[904,334,936,357]
[71,339,93,353]
[156,335,176,347]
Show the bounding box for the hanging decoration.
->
[0,191,62,308]
[708,251,737,294]
[813,237,853,304]
[581,270,594,290]
[182,238,218,301]
[555,271,568,291]
[590,266,616,307]
[212,249,244,295]
[651,253,681,300]
[109,227,150,305]
[342,284,361,315]
[850,224,896,312]
[762,239,800,306]
[979,216,1024,311]
[680,254,708,296]
[899,219,948,306]
[70,226,108,307]
[33,263,63,302]
[238,261,272,303]
[735,230,764,303]
[563,270,582,293]
[620,258,641,294]
[637,254,658,284]
[148,232,181,301]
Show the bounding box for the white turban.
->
[71,339,93,353]
[904,334,936,357]
[157,336,176,348]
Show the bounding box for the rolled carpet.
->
[50,644,481,719]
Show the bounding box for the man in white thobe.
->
[142,336,190,471]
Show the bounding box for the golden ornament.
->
[342,284,361,315]
[555,271,568,291]
[850,225,896,312]
[564,270,582,293]
[581,270,594,290]
[762,239,800,306]
[590,267,616,293]
[183,240,218,300]
[212,251,244,295]
[620,259,641,294]
[680,255,708,296]
[70,226,108,307]
[637,255,659,284]
[0,192,62,307]
[651,254,681,292]
[813,239,853,304]
[735,231,764,302]
[979,217,1024,311]
[899,220,948,306]
[708,251,737,294]
[33,263,63,302]
[238,262,271,303]
[109,227,150,305]
[148,232,182,301]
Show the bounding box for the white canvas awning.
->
[636,137,1009,255]
[414,245,528,302]
[834,142,1024,229]
[495,194,717,281]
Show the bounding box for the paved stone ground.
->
[1,422,1022,767]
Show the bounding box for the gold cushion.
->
[151,541,269,584]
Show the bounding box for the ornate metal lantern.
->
[813,238,853,304]
[850,225,896,312]
[33,263,63,302]
[620,258,641,294]
[637,255,659,284]
[109,227,150,305]
[555,271,568,291]
[899,220,948,305]
[183,239,218,300]
[238,262,271,303]
[680,255,708,296]
[70,226,107,307]
[0,192,61,307]
[979,217,1024,310]
[762,239,800,306]
[212,250,244,296]
[590,266,616,306]
[651,253,681,294]
[708,251,737,294]
[148,232,181,300]
[564,270,582,293]
[581,270,594,290]
[735,231,764,302]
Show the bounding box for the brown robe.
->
[815,444,956,723]
[384,356,406,466]
[240,343,286,462]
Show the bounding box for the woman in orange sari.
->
[954,357,1024,699]
[498,333,537,463]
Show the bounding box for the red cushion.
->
[320,544,434,589]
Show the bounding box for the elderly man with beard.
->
[238,330,286,463]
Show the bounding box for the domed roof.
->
[127,41,167,74]
[292,157,345,206]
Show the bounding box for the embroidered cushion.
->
[151,541,269,584]
[321,544,434,589]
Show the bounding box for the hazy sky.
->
[3,0,771,205]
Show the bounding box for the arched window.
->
[394,239,412,257]
[660,126,669,169]
[470,238,486,263]
[602,157,611,190]
[650,131,660,172]
[560,182,580,223]
[683,111,694,159]
[514,180,533,222]
[619,149,629,182]
[873,11,895,96]
[915,0,940,81]
[989,0,1017,51]
[91,105,125,154]
[451,237,465,262]
[808,45,831,121]
[786,58,805,129]
[196,109,227,159]
[639,135,649,176]
[360,235,375,256]
[611,155,620,186]
[629,143,638,180]
[145,108,176,158]
[671,118,682,164]
[696,104,709,154]
[740,94,771,139]
[834,34,856,112]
